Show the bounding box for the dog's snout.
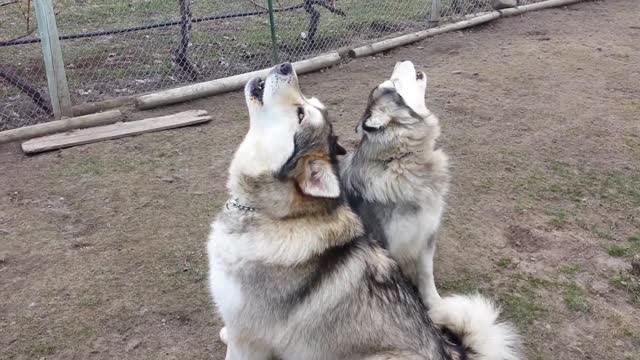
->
[277,63,293,76]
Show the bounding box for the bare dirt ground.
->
[2,0,640,359]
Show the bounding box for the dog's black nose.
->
[277,63,293,76]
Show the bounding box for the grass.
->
[559,264,582,277]
[515,162,640,208]
[545,208,568,229]
[607,245,628,257]
[602,236,640,258]
[592,226,615,240]
[500,285,546,328]
[563,282,591,313]
[496,257,512,269]
[497,273,555,329]
[50,150,176,178]
[610,272,640,305]
[31,342,56,356]
[438,271,493,295]
[79,297,101,309]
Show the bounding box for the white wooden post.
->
[34,0,73,119]
[430,0,441,23]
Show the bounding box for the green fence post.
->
[266,0,279,64]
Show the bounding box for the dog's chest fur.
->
[342,148,449,251]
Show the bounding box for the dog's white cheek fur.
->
[228,122,295,181]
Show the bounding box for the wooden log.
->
[348,12,501,58]
[22,110,211,154]
[71,96,135,117]
[499,0,583,17]
[136,52,342,110]
[0,110,122,144]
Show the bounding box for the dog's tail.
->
[429,294,521,360]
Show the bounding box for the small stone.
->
[416,46,424,50]
[29,302,36,308]
[451,70,462,75]
[615,340,624,347]
[545,324,551,330]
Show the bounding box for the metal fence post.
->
[430,0,441,23]
[266,0,279,64]
[34,0,73,119]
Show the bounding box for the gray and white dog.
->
[341,61,447,308]
[341,61,520,359]
[207,63,519,360]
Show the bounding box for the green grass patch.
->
[515,162,640,208]
[501,287,546,328]
[564,282,591,313]
[498,273,554,329]
[79,297,101,309]
[438,271,491,295]
[607,245,628,257]
[592,227,614,240]
[559,264,582,277]
[545,208,568,229]
[611,272,640,305]
[496,257,512,269]
[50,150,176,178]
[31,342,56,356]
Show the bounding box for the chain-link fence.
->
[1,0,541,131]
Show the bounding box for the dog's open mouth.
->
[249,77,266,104]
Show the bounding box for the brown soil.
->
[2,0,639,359]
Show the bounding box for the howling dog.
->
[207,63,520,360]
[340,60,448,309]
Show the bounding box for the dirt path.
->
[2,0,639,359]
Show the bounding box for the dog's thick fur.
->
[208,63,471,359]
[341,61,520,360]
[340,61,448,308]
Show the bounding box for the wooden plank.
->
[22,110,211,154]
[34,0,72,119]
[0,110,122,144]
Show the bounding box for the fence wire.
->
[1,0,543,131]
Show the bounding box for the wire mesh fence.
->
[1,0,542,131]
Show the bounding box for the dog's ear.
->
[299,158,340,198]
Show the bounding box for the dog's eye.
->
[297,107,305,123]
